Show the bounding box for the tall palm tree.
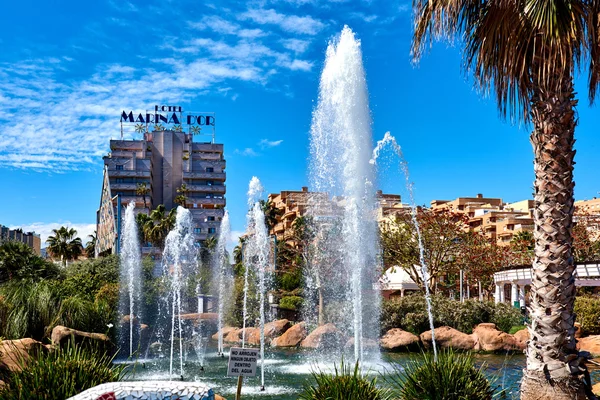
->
[412,1,600,397]
[175,184,188,207]
[143,205,177,248]
[260,200,283,231]
[85,231,97,258]
[136,182,150,209]
[46,227,83,266]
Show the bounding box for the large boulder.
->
[271,322,307,348]
[239,327,261,346]
[513,328,529,343]
[577,335,600,357]
[420,326,475,351]
[380,329,421,352]
[265,319,291,338]
[212,327,238,341]
[0,338,47,372]
[51,326,112,352]
[223,329,242,344]
[472,323,525,352]
[301,323,345,349]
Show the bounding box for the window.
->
[206,167,214,173]
[116,165,124,170]
[116,178,124,183]
[208,227,216,234]
[207,181,214,186]
[194,228,201,234]
[207,216,215,221]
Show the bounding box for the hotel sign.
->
[120,105,215,136]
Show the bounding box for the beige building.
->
[575,197,600,240]
[431,194,534,246]
[0,225,41,255]
[96,129,226,256]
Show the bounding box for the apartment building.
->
[575,197,600,240]
[431,194,534,246]
[96,129,226,256]
[0,225,41,255]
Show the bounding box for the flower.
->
[107,323,114,329]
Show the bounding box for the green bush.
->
[575,296,600,335]
[386,350,496,400]
[279,295,303,311]
[298,360,392,400]
[0,343,126,400]
[381,296,522,335]
[509,325,526,335]
[279,268,303,292]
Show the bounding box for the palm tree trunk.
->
[520,77,591,399]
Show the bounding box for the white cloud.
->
[227,229,245,253]
[240,8,326,35]
[281,38,311,53]
[234,148,259,156]
[259,139,283,149]
[10,222,97,246]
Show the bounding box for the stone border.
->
[68,381,214,400]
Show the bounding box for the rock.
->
[593,381,600,396]
[223,329,242,344]
[380,329,420,352]
[239,327,261,346]
[264,319,291,338]
[271,322,307,348]
[472,323,525,352]
[577,335,600,357]
[215,395,227,400]
[212,327,238,341]
[420,326,475,351]
[51,326,112,352]
[575,322,582,339]
[513,328,529,343]
[301,323,345,349]
[0,338,47,372]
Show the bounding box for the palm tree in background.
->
[46,227,83,266]
[260,200,283,231]
[143,205,177,249]
[175,184,188,207]
[85,231,97,258]
[412,0,600,397]
[136,183,150,209]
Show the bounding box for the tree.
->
[142,205,176,249]
[174,184,188,207]
[412,1,600,396]
[0,241,61,283]
[46,227,83,266]
[260,200,283,231]
[380,208,468,292]
[85,231,97,259]
[136,183,150,209]
[572,212,600,262]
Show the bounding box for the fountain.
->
[371,131,438,360]
[119,202,143,357]
[213,210,231,357]
[306,26,381,362]
[159,206,199,378]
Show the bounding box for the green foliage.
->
[279,295,303,311]
[298,360,392,400]
[386,350,495,400]
[225,272,260,327]
[55,255,120,302]
[279,268,303,292]
[0,241,61,283]
[508,325,526,335]
[575,296,600,335]
[381,296,522,334]
[0,343,126,400]
[46,226,83,266]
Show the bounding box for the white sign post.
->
[227,347,258,400]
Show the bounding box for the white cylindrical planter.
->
[511,283,518,308]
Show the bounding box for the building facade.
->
[0,225,41,255]
[96,130,226,256]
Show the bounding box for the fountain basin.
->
[68,381,215,400]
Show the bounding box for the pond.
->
[118,345,551,400]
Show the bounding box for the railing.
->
[186,184,226,193]
[109,170,151,178]
[494,262,600,285]
[184,172,226,180]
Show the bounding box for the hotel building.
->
[0,225,42,255]
[96,129,226,256]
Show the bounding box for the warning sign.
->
[227,347,258,377]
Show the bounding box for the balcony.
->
[191,152,224,161]
[186,184,226,194]
[184,172,226,180]
[109,169,151,178]
[191,143,224,152]
[187,197,226,206]
[110,183,138,191]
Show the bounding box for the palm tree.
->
[143,205,177,248]
[46,227,83,266]
[260,200,283,231]
[175,184,188,207]
[85,231,97,258]
[412,1,600,397]
[136,182,150,209]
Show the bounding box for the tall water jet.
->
[161,206,198,378]
[213,210,231,356]
[371,131,437,360]
[119,202,143,357]
[307,26,381,362]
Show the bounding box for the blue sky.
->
[0,0,598,247]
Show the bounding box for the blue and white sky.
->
[0,0,598,247]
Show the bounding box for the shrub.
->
[575,296,600,335]
[386,350,496,400]
[279,268,303,292]
[279,295,303,311]
[298,360,392,400]
[509,325,526,335]
[0,343,126,400]
[381,296,522,335]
